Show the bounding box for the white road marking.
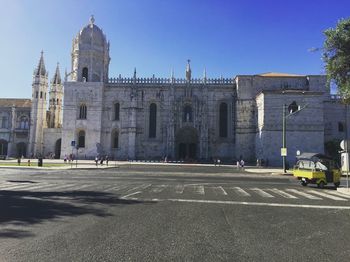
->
[230,187,251,197]
[163,198,350,209]
[285,189,322,200]
[175,184,185,194]
[125,184,151,192]
[212,186,228,196]
[268,188,298,199]
[327,190,350,199]
[192,185,205,195]
[307,190,347,201]
[47,183,79,191]
[104,184,131,192]
[18,183,52,191]
[121,191,141,199]
[250,188,274,198]
[151,185,167,193]
[69,184,94,191]
[0,183,41,190]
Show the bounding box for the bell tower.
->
[49,63,63,128]
[29,51,48,157]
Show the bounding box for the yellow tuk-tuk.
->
[293,153,341,188]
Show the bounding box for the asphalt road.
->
[1,165,350,262]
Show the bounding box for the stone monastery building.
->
[0,16,349,166]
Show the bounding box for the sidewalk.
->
[0,158,292,174]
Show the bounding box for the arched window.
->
[219,102,228,138]
[112,130,119,148]
[339,122,345,132]
[78,130,85,148]
[79,104,87,119]
[82,67,88,82]
[183,105,193,122]
[114,103,120,121]
[149,103,157,138]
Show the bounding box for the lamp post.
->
[282,102,308,173]
[282,104,287,173]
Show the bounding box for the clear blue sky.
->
[1,0,349,98]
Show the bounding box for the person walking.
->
[240,159,245,170]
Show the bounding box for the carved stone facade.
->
[1,17,349,166]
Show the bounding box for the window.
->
[114,103,120,121]
[183,105,193,122]
[36,91,38,98]
[149,103,157,138]
[288,101,299,114]
[1,117,8,128]
[19,116,29,129]
[339,122,344,132]
[78,130,85,148]
[112,131,119,148]
[79,104,87,119]
[40,92,43,99]
[82,67,88,82]
[219,102,228,138]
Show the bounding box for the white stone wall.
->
[43,128,61,157]
[61,81,104,159]
[256,91,325,166]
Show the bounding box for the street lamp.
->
[282,102,308,173]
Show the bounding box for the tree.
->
[323,18,350,102]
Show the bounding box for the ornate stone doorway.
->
[55,139,61,159]
[175,127,198,161]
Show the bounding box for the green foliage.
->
[323,18,350,103]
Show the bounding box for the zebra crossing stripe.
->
[231,187,251,197]
[213,186,227,196]
[47,183,79,191]
[17,183,52,191]
[69,184,94,191]
[193,185,205,195]
[250,188,274,198]
[285,189,322,200]
[306,190,347,201]
[327,190,350,199]
[106,184,131,192]
[151,185,167,193]
[125,184,151,193]
[268,188,298,199]
[0,183,13,189]
[175,184,184,194]
[0,183,40,190]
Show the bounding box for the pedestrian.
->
[95,156,98,166]
[100,157,104,165]
[17,158,21,166]
[105,155,109,166]
[240,159,245,170]
[236,160,240,169]
[27,159,31,166]
[64,155,67,163]
[217,159,221,166]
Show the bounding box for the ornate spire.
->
[186,59,191,81]
[89,15,95,27]
[203,67,207,83]
[133,67,137,78]
[35,50,47,77]
[52,63,62,85]
[171,68,175,84]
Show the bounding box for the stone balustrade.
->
[108,77,233,85]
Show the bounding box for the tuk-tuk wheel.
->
[334,182,340,188]
[317,181,325,189]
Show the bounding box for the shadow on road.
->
[0,190,152,238]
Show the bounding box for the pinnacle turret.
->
[186,59,191,81]
[35,51,47,77]
[51,63,62,85]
